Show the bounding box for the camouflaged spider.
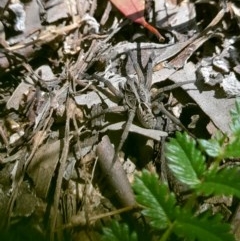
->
[89,51,158,164]
[89,51,192,165]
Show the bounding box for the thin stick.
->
[50,96,71,241]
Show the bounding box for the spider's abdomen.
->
[137,103,156,129]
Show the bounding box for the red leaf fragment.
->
[109,0,165,42]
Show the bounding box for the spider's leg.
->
[154,102,196,138]
[125,76,141,104]
[90,105,126,120]
[92,73,124,100]
[146,53,153,90]
[111,107,136,165]
[151,80,195,101]
[128,51,145,85]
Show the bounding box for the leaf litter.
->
[0,0,240,240]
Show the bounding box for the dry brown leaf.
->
[109,0,164,41]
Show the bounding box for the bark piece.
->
[96,135,135,207]
[27,140,62,199]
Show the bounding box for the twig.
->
[55,205,139,230]
[50,95,71,241]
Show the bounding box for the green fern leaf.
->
[196,167,240,198]
[102,221,137,241]
[132,170,176,229]
[165,132,206,186]
[174,210,235,241]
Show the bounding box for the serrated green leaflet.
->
[174,210,234,241]
[166,132,206,187]
[230,98,240,123]
[230,98,240,135]
[102,221,137,241]
[133,170,176,229]
[100,99,240,241]
[198,139,222,157]
[224,137,240,158]
[196,167,240,198]
[230,119,240,136]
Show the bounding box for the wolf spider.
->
[88,52,191,165]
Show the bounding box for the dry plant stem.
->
[100,1,112,25]
[74,20,128,76]
[89,0,98,16]
[169,9,226,69]
[104,19,129,43]
[169,32,224,69]
[96,135,136,207]
[72,114,82,161]
[0,126,8,149]
[7,18,84,51]
[56,205,138,230]
[153,8,225,70]
[75,39,98,75]
[88,205,137,221]
[81,158,99,226]
[200,8,226,35]
[50,96,71,241]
